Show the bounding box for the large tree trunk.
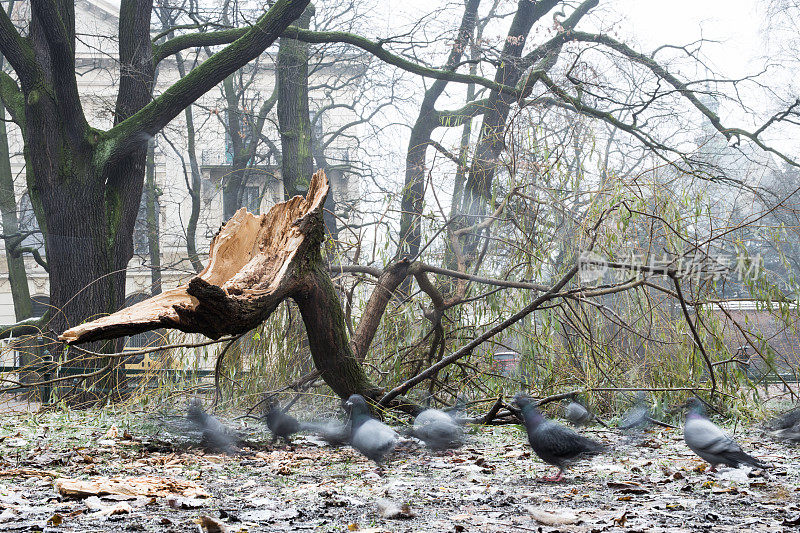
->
[0,0,307,404]
[60,170,383,400]
[277,6,315,201]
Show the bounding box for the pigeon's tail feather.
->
[726,450,771,469]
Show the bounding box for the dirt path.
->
[0,410,797,532]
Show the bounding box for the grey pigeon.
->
[344,394,398,464]
[300,418,352,446]
[514,393,604,482]
[563,396,609,428]
[683,399,769,469]
[564,399,593,426]
[618,392,652,433]
[771,422,800,442]
[764,406,800,442]
[186,398,239,454]
[413,405,465,451]
[264,402,301,445]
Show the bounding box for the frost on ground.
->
[0,409,797,532]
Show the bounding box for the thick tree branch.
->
[349,259,411,360]
[0,72,25,128]
[284,28,522,97]
[435,98,490,127]
[567,31,799,167]
[102,0,309,165]
[30,0,85,129]
[0,7,36,86]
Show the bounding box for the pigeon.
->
[264,402,301,445]
[683,398,770,469]
[618,392,652,433]
[563,399,593,426]
[766,407,800,431]
[344,394,398,464]
[771,422,800,442]
[186,398,240,454]
[413,404,465,451]
[563,395,609,428]
[766,406,800,442]
[514,393,604,482]
[300,418,352,446]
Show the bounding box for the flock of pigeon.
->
[180,391,790,482]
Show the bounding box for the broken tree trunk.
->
[59,170,380,401]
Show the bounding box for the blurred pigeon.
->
[683,399,770,469]
[563,399,592,426]
[445,396,468,423]
[264,402,301,445]
[618,392,652,433]
[186,398,239,454]
[413,403,465,451]
[563,396,609,428]
[300,418,352,446]
[344,394,398,464]
[766,406,800,442]
[770,422,800,442]
[514,393,604,482]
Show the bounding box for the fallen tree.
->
[60,170,381,404]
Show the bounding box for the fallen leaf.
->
[526,506,579,525]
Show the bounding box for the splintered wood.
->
[59,170,330,344]
[54,475,210,499]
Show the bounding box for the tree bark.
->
[278,6,315,201]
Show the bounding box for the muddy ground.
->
[0,406,797,532]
